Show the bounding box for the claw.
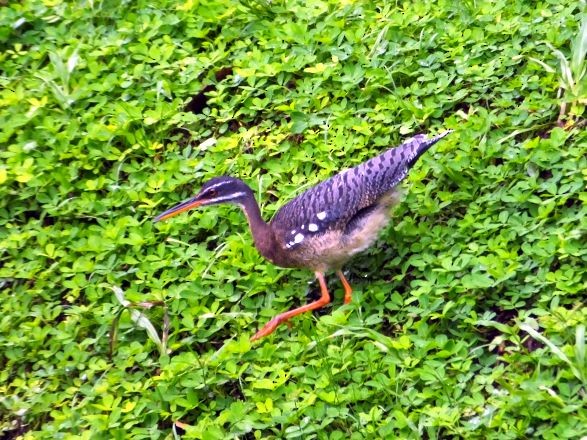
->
[251,317,282,341]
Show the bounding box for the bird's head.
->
[153,176,252,222]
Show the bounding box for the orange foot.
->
[250,271,332,342]
[251,316,283,341]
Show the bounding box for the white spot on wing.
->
[290,230,296,235]
[317,211,327,220]
[293,233,304,244]
[308,223,318,232]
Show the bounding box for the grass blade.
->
[575,324,585,369]
[571,14,587,79]
[520,322,585,384]
[130,309,163,349]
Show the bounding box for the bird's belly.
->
[288,204,392,272]
[340,206,391,256]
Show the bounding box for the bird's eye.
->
[208,189,218,197]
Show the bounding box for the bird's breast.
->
[275,201,396,272]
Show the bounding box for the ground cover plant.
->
[1,0,586,438]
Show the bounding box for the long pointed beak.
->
[153,196,203,222]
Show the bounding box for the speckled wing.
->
[270,130,452,250]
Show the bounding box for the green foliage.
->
[1,0,586,438]
[530,5,587,123]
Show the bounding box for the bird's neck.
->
[239,195,277,262]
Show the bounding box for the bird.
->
[154,130,452,341]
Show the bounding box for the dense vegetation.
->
[1,0,586,438]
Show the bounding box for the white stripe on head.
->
[206,191,246,204]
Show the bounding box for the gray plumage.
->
[269,130,452,270]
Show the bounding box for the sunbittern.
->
[154,130,452,341]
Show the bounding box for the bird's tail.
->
[407,129,453,168]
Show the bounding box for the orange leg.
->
[251,272,331,341]
[336,270,353,304]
